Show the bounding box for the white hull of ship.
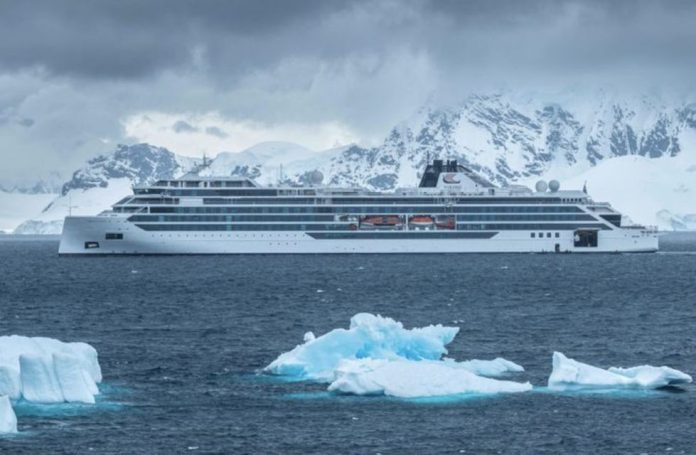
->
[59,216,659,254]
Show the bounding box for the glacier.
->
[547,352,692,391]
[0,336,102,404]
[0,395,17,434]
[264,313,531,398]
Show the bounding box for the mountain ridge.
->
[8,92,696,233]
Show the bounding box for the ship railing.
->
[623,224,659,233]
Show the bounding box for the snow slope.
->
[0,190,57,233]
[13,178,134,235]
[12,144,193,234]
[559,155,696,230]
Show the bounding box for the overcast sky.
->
[1,0,695,184]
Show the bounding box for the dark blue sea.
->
[1,234,696,454]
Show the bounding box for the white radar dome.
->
[535,180,548,192]
[548,180,560,192]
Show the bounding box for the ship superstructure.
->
[59,160,658,254]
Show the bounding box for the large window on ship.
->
[573,230,598,247]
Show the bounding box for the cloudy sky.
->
[1,0,695,184]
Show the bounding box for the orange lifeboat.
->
[360,215,404,230]
[409,215,435,229]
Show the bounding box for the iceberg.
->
[264,313,460,382]
[0,396,17,434]
[0,336,102,404]
[265,313,531,398]
[328,359,532,398]
[548,352,692,391]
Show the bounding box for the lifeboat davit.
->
[435,215,455,230]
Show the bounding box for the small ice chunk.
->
[264,313,459,381]
[328,359,532,398]
[0,395,17,434]
[548,352,693,390]
[303,332,316,342]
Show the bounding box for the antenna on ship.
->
[200,153,210,170]
[67,194,78,217]
[192,153,211,175]
[583,181,587,194]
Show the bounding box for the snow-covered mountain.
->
[0,190,58,233]
[8,92,696,234]
[12,144,195,234]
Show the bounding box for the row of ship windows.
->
[134,189,280,196]
[127,214,598,223]
[135,223,608,232]
[125,197,574,205]
[120,205,585,214]
[97,231,575,243]
[531,232,561,238]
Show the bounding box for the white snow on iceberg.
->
[264,313,460,382]
[548,352,692,391]
[0,336,102,404]
[449,357,525,377]
[0,396,17,434]
[328,359,532,398]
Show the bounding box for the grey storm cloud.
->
[205,126,229,139]
[2,0,696,184]
[2,0,696,82]
[172,120,198,133]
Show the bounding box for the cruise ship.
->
[59,160,658,254]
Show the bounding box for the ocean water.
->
[1,234,695,454]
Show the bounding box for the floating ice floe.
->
[264,313,530,398]
[264,313,460,382]
[0,335,102,404]
[328,359,532,398]
[0,396,17,434]
[548,352,692,391]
